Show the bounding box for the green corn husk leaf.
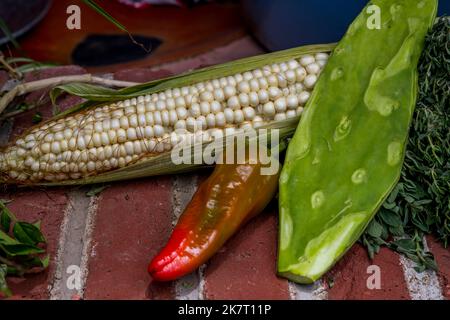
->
[13,43,335,186]
[51,43,335,107]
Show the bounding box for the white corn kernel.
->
[286,110,297,118]
[315,53,329,61]
[200,91,214,102]
[249,92,259,107]
[306,63,321,75]
[268,87,282,100]
[304,74,317,88]
[215,112,226,127]
[263,102,276,117]
[206,114,216,128]
[234,110,244,124]
[200,102,211,115]
[238,81,251,94]
[300,55,315,66]
[243,107,256,120]
[238,93,250,107]
[274,97,287,113]
[210,101,222,114]
[258,89,269,104]
[298,91,311,104]
[223,86,236,99]
[213,89,225,102]
[227,96,240,110]
[287,95,299,109]
[153,125,165,137]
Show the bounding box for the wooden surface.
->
[14,0,247,72]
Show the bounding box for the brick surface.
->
[159,37,264,75]
[23,66,87,83]
[204,205,291,300]
[327,245,410,300]
[113,68,173,83]
[0,189,68,299]
[427,236,450,299]
[84,177,175,300]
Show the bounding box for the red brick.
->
[0,70,9,89]
[204,205,291,300]
[23,66,87,83]
[327,245,410,300]
[161,37,265,75]
[113,68,173,83]
[427,236,450,299]
[0,189,68,299]
[84,177,175,300]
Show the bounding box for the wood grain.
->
[14,0,246,72]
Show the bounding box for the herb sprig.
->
[0,201,49,298]
[362,17,449,271]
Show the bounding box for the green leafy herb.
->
[0,201,48,298]
[362,17,450,271]
[0,264,11,297]
[16,102,29,112]
[31,112,43,124]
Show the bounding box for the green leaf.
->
[366,220,383,238]
[5,57,34,64]
[0,210,11,232]
[0,264,12,298]
[392,238,416,252]
[13,222,46,245]
[0,17,20,49]
[40,255,50,269]
[0,243,45,256]
[33,221,42,230]
[0,230,20,246]
[379,210,403,228]
[389,225,405,237]
[32,112,43,124]
[0,201,17,222]
[16,255,49,269]
[16,102,29,111]
[50,82,119,105]
[16,62,58,74]
[86,185,109,197]
[81,0,127,32]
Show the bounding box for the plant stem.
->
[0,75,140,116]
[0,53,22,79]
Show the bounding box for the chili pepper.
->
[149,150,280,281]
[278,0,437,283]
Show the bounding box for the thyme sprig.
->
[362,17,449,271]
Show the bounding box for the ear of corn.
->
[0,44,334,185]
